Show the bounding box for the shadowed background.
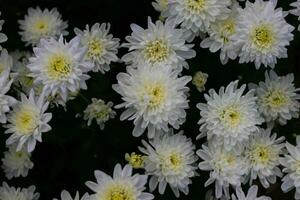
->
[0,0,299,199]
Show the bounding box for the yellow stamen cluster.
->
[87,38,104,58]
[248,145,272,166]
[264,89,288,108]
[141,82,167,110]
[13,104,40,135]
[219,19,236,44]
[103,184,134,200]
[47,54,72,80]
[186,0,206,12]
[34,19,49,34]
[219,106,242,128]
[160,152,183,172]
[143,40,169,64]
[251,24,275,51]
[125,152,145,169]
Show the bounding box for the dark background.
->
[0,0,299,199]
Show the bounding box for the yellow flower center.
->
[14,105,40,135]
[47,54,72,81]
[148,84,166,109]
[144,40,169,64]
[186,0,206,12]
[249,145,272,165]
[34,19,49,34]
[87,38,104,58]
[103,184,135,200]
[125,152,145,169]
[140,82,167,110]
[159,152,183,173]
[219,106,242,128]
[264,89,288,108]
[251,24,275,51]
[220,20,236,44]
[169,153,183,170]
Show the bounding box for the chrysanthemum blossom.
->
[83,98,116,130]
[197,141,247,199]
[5,90,52,152]
[125,152,146,169]
[163,0,231,41]
[54,190,90,200]
[200,1,240,64]
[113,65,191,138]
[75,23,120,73]
[122,18,196,71]
[231,185,271,200]
[0,182,39,200]
[250,70,300,125]
[244,128,285,188]
[192,71,208,92]
[1,144,34,179]
[280,141,300,199]
[197,80,263,150]
[27,35,92,103]
[0,70,16,124]
[233,0,294,69]
[139,131,198,197]
[86,164,154,200]
[18,7,68,46]
[0,12,8,50]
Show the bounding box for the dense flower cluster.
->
[1,0,300,199]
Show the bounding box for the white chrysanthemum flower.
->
[163,0,231,40]
[290,0,300,31]
[5,90,52,152]
[200,1,240,64]
[0,49,13,74]
[232,185,271,200]
[113,65,191,138]
[233,0,294,69]
[1,144,33,179]
[0,70,16,123]
[0,12,8,50]
[83,98,116,130]
[139,131,198,197]
[197,80,263,150]
[244,128,285,188]
[250,70,300,125]
[28,36,92,103]
[54,190,90,200]
[192,71,208,92]
[86,164,154,200]
[197,142,247,199]
[0,182,39,200]
[122,18,196,71]
[280,141,300,199]
[75,23,120,73]
[18,7,68,46]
